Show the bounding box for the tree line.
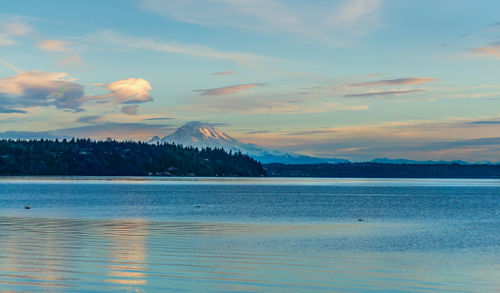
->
[0,139,266,177]
[265,162,500,178]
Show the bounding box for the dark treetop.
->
[0,139,265,177]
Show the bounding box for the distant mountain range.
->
[369,158,472,165]
[0,121,491,165]
[149,122,497,165]
[149,121,349,164]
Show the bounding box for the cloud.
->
[87,78,153,104]
[246,130,271,134]
[194,83,261,96]
[54,122,175,140]
[36,39,84,67]
[0,105,25,114]
[143,117,175,121]
[83,78,154,115]
[36,40,73,52]
[0,58,22,73]
[0,70,84,111]
[185,93,368,114]
[329,77,436,99]
[0,122,175,141]
[346,78,437,88]
[0,39,14,46]
[465,120,500,125]
[0,69,155,115]
[212,70,236,76]
[139,0,382,45]
[416,137,500,152]
[263,117,500,162]
[59,53,84,67]
[0,18,32,46]
[0,130,66,140]
[465,22,500,60]
[76,115,102,124]
[344,89,424,97]
[468,45,500,59]
[121,104,139,115]
[83,30,271,65]
[285,130,334,136]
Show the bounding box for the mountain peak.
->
[149,121,348,164]
[169,121,235,143]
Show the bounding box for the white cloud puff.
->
[90,78,153,104]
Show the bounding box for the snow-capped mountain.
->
[149,121,349,164]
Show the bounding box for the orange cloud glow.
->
[346,77,437,88]
[194,83,261,96]
[212,70,236,76]
[469,46,500,59]
[87,78,153,104]
[37,40,73,52]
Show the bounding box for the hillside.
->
[0,139,265,177]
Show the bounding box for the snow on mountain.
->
[149,121,349,164]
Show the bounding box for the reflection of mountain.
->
[150,121,349,164]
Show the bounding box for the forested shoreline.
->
[264,162,500,178]
[1,139,499,178]
[0,139,266,177]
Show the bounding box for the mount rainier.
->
[149,121,348,164]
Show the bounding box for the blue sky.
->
[1,0,500,161]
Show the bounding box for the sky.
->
[1,0,500,162]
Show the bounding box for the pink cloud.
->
[212,70,236,76]
[469,45,500,59]
[194,83,261,96]
[346,77,437,88]
[37,40,73,52]
[36,39,84,67]
[344,89,425,97]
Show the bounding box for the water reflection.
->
[100,220,148,289]
[0,216,499,292]
[0,217,151,292]
[0,218,77,290]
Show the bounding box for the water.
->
[0,177,498,292]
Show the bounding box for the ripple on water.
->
[0,216,498,292]
[0,179,499,292]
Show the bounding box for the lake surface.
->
[0,177,499,292]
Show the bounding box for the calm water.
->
[0,177,499,292]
